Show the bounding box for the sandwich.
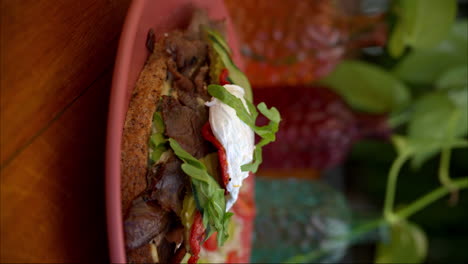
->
[121,9,280,263]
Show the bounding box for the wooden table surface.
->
[1,0,132,262]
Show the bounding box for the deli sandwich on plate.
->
[120,9,280,263]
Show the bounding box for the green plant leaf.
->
[391,135,411,156]
[388,0,457,57]
[322,60,410,113]
[447,88,468,133]
[375,220,428,264]
[388,19,406,58]
[408,93,457,140]
[436,65,468,91]
[393,20,468,84]
[407,92,467,168]
[403,0,457,49]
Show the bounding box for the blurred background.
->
[224,0,468,263]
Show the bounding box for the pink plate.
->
[105,0,243,262]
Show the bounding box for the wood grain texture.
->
[0,71,112,263]
[0,0,131,167]
[0,0,132,262]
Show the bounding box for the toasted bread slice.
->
[121,39,168,215]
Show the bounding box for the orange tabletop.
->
[1,0,131,262]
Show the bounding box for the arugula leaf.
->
[207,84,281,173]
[168,138,232,246]
[321,60,410,113]
[242,103,281,172]
[207,84,258,126]
[199,153,220,183]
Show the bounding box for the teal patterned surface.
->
[251,177,351,263]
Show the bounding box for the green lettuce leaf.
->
[168,138,232,246]
[207,84,281,173]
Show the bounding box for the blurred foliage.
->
[375,220,428,263]
[407,91,467,168]
[388,0,457,57]
[250,1,467,263]
[322,60,410,114]
[392,20,467,85]
[347,141,468,262]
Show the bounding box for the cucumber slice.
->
[151,146,167,162]
[212,42,253,102]
[203,26,231,54]
[152,111,165,132]
[150,133,166,148]
[149,110,167,163]
[204,28,253,102]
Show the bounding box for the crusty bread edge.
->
[120,38,168,215]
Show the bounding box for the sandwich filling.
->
[123,11,280,264]
[206,84,255,211]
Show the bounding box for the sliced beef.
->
[124,197,170,250]
[126,244,154,263]
[166,54,209,100]
[161,96,212,158]
[164,31,208,78]
[165,223,185,245]
[148,153,187,215]
[156,239,186,264]
[167,58,195,93]
[157,238,176,264]
[194,65,210,98]
[171,246,187,264]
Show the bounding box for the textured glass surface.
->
[251,177,351,263]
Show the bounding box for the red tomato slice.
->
[203,232,218,252]
[188,211,204,264]
[202,122,230,190]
